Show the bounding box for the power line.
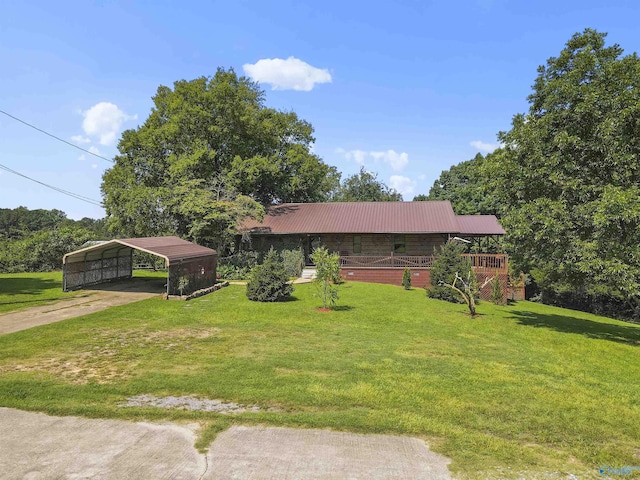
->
[0,163,103,206]
[0,109,115,164]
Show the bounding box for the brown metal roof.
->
[456,215,506,235]
[63,236,216,265]
[239,202,462,234]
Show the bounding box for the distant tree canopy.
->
[425,153,499,216]
[485,29,640,317]
[331,167,402,202]
[0,206,107,273]
[101,68,339,248]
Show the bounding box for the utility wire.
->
[0,109,115,164]
[0,163,103,206]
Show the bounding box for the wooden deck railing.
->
[339,253,508,273]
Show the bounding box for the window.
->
[353,235,362,253]
[393,234,406,253]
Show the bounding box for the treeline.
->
[0,207,109,272]
[420,30,640,322]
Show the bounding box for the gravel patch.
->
[121,394,263,413]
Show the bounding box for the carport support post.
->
[166,262,170,297]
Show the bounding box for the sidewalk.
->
[0,407,452,479]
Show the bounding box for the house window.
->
[353,235,362,253]
[393,234,406,253]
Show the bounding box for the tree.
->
[426,153,499,216]
[331,167,402,202]
[102,68,339,249]
[427,241,474,303]
[412,194,429,201]
[485,29,640,316]
[311,246,341,308]
[246,248,294,302]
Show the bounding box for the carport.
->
[63,236,217,296]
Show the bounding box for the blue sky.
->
[1,0,639,219]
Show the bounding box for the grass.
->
[0,270,166,314]
[0,281,639,478]
[0,271,86,313]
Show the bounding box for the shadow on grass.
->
[511,310,640,346]
[328,305,354,312]
[0,277,60,297]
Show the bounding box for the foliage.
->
[426,153,500,216]
[490,276,505,305]
[217,251,260,280]
[310,246,341,308]
[246,249,293,302]
[402,267,412,290]
[1,282,640,477]
[101,68,339,249]
[427,241,475,303]
[280,248,305,278]
[331,167,402,202]
[0,226,95,273]
[485,29,640,319]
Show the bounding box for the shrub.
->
[280,248,305,278]
[490,275,505,305]
[427,241,477,303]
[402,268,412,290]
[246,249,293,302]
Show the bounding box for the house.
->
[238,201,508,298]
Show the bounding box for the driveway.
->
[0,278,165,335]
[0,408,452,479]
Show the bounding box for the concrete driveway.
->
[0,408,452,479]
[0,278,165,335]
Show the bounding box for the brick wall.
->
[340,268,508,303]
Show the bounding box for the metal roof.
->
[239,201,464,234]
[456,215,506,236]
[63,236,216,265]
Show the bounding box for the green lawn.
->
[0,271,87,313]
[0,270,166,314]
[0,281,639,478]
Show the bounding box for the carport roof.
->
[63,236,216,265]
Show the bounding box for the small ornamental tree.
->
[311,246,341,309]
[402,268,412,290]
[246,248,293,302]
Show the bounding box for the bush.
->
[402,268,412,290]
[246,249,293,302]
[217,251,260,280]
[490,275,505,305]
[427,241,477,303]
[280,248,305,278]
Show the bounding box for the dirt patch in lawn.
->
[0,327,223,384]
[120,394,268,414]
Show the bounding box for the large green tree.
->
[331,167,402,202]
[486,29,640,313]
[102,68,339,247]
[424,153,499,216]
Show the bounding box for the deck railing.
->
[339,253,508,273]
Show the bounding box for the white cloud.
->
[337,148,410,172]
[82,102,136,146]
[88,146,101,155]
[470,140,498,153]
[91,164,98,169]
[389,175,416,198]
[71,135,91,144]
[243,56,332,91]
[369,150,409,172]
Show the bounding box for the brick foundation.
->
[340,268,508,303]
